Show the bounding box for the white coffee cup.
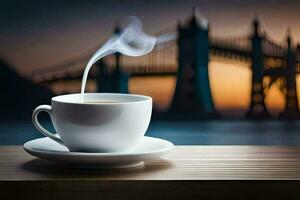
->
[32,93,152,152]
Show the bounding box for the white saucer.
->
[23,136,174,169]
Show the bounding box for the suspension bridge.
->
[29,11,300,119]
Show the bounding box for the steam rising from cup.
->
[81,16,177,101]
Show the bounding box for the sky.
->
[1,0,300,115]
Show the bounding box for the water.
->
[1,120,300,145]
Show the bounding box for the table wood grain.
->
[0,146,300,199]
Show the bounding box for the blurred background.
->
[1,0,300,145]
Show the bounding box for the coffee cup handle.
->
[32,105,64,145]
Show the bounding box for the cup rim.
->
[51,93,152,105]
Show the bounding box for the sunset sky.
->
[1,0,300,116]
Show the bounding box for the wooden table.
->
[0,146,300,200]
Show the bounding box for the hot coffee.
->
[32,17,158,152]
[84,100,121,104]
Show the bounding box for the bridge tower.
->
[280,31,299,118]
[96,26,128,93]
[169,10,216,117]
[246,18,270,118]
